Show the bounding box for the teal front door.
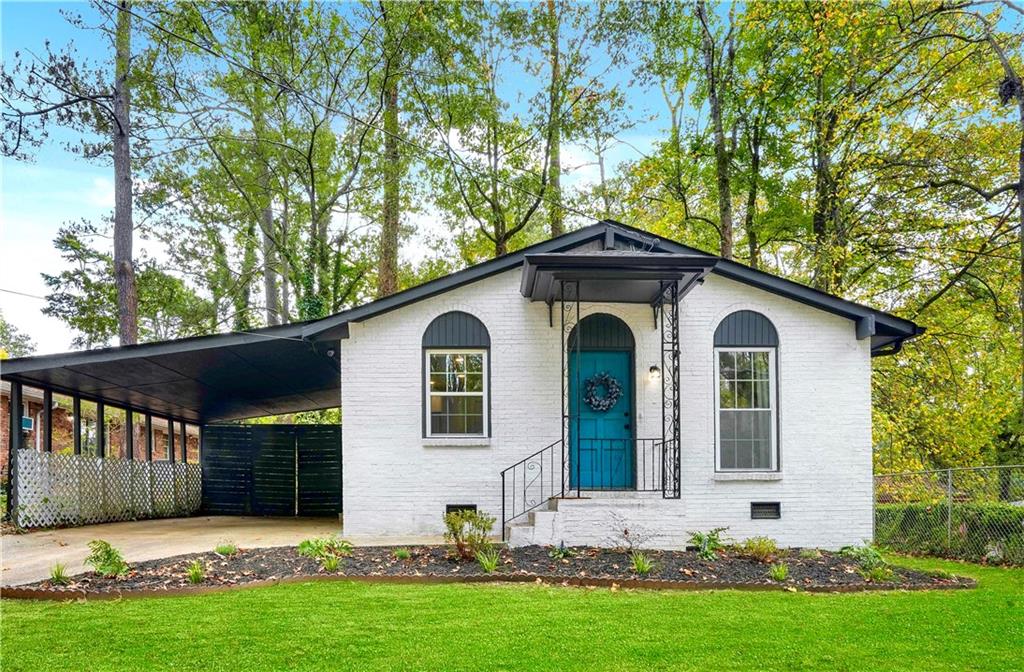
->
[569,350,634,489]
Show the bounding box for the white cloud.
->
[85,177,115,208]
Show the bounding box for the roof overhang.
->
[0,325,341,423]
[520,252,718,304]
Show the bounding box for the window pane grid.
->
[427,350,486,437]
[717,349,774,471]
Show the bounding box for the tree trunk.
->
[260,203,280,326]
[546,0,563,238]
[696,0,733,259]
[112,1,137,345]
[280,198,291,322]
[744,127,762,270]
[377,73,400,298]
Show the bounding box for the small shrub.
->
[688,527,729,561]
[214,543,238,557]
[49,563,70,586]
[476,547,500,573]
[84,540,129,578]
[548,542,576,560]
[393,548,411,561]
[321,554,341,573]
[768,563,789,582]
[630,550,655,576]
[186,560,205,584]
[443,509,496,560]
[297,536,353,561]
[738,536,778,563]
[798,548,823,559]
[839,544,886,570]
[858,565,898,583]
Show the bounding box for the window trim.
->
[714,346,778,472]
[424,348,489,439]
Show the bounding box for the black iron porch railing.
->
[500,437,671,538]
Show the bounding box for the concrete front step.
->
[506,492,670,547]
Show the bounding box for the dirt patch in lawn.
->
[6,545,973,597]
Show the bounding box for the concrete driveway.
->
[1,516,341,587]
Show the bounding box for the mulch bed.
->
[4,544,975,599]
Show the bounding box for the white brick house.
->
[2,221,920,547]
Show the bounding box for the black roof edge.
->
[303,218,921,351]
[0,320,312,375]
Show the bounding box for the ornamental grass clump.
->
[393,548,412,561]
[49,563,70,586]
[214,542,239,557]
[476,547,501,573]
[186,560,205,585]
[738,536,778,563]
[84,540,129,578]
[630,550,655,576]
[443,509,495,560]
[768,563,789,582]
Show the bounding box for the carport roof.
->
[0,323,340,423]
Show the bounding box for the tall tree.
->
[1,0,143,344]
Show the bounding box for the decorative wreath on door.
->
[584,372,623,412]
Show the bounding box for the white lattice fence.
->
[14,450,202,528]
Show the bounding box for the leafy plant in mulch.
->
[476,548,501,573]
[768,563,789,582]
[84,540,129,578]
[688,527,729,561]
[799,548,823,559]
[858,565,898,583]
[298,536,353,560]
[443,509,495,560]
[186,560,205,584]
[839,544,886,569]
[630,551,655,576]
[548,542,576,561]
[393,548,412,561]
[321,554,341,573]
[737,536,778,563]
[49,563,70,586]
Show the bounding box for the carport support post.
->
[125,409,133,460]
[96,401,105,458]
[6,381,23,525]
[168,420,175,463]
[180,421,187,463]
[72,396,82,455]
[42,389,53,453]
[144,414,153,461]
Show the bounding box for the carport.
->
[1,322,343,529]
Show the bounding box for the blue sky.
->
[0,1,667,354]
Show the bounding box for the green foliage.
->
[858,565,898,583]
[738,537,778,563]
[393,548,412,561]
[548,542,576,561]
[688,528,729,561]
[321,554,341,573]
[876,502,1024,565]
[0,311,34,358]
[839,545,887,570]
[629,550,655,576]
[475,548,500,573]
[186,560,205,585]
[443,509,495,561]
[798,548,823,560]
[768,563,789,582]
[214,543,238,557]
[297,536,354,561]
[84,540,129,578]
[49,563,70,586]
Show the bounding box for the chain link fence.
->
[874,465,1024,565]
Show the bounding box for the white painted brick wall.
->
[340,263,873,550]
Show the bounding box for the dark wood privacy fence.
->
[201,424,342,517]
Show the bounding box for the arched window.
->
[423,312,490,437]
[713,311,778,471]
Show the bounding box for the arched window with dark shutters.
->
[714,311,779,472]
[422,312,490,438]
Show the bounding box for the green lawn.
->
[2,556,1021,672]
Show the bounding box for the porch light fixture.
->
[648,365,661,381]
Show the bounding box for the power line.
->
[0,288,47,300]
[115,1,607,226]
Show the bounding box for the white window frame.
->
[424,349,489,438]
[714,347,778,472]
